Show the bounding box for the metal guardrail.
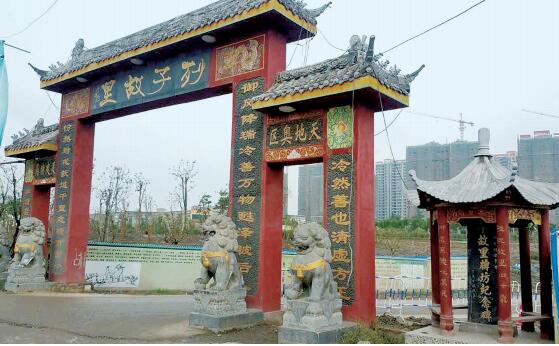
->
[282,271,541,317]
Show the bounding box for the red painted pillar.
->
[340,102,375,324]
[496,206,513,343]
[437,208,453,332]
[254,165,284,311]
[518,222,534,332]
[30,185,51,255]
[50,119,95,283]
[240,28,286,311]
[430,210,441,327]
[538,209,554,340]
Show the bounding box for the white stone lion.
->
[195,215,244,291]
[0,227,10,273]
[11,217,45,268]
[285,223,339,302]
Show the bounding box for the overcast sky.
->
[1,0,558,214]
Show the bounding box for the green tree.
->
[214,189,229,215]
[199,194,212,222]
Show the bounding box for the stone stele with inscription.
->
[5,217,51,292]
[189,214,262,332]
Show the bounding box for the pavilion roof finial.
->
[475,128,492,157]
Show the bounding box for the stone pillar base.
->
[440,315,454,333]
[498,320,514,343]
[278,322,355,344]
[50,282,86,293]
[4,265,50,293]
[431,304,440,327]
[189,310,263,333]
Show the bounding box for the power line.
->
[381,0,487,54]
[375,109,404,137]
[3,43,31,54]
[0,0,59,39]
[522,109,559,119]
[317,29,347,53]
[45,91,60,110]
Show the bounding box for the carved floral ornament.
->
[432,207,542,226]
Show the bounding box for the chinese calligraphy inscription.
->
[91,49,210,115]
[231,77,264,294]
[467,224,498,324]
[326,153,355,304]
[50,121,76,274]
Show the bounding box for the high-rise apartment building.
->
[375,160,408,220]
[297,163,324,222]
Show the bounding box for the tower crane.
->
[407,111,475,141]
[522,109,559,119]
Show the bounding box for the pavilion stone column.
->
[437,208,453,332]
[538,209,554,340]
[430,210,441,327]
[496,206,513,343]
[518,221,534,332]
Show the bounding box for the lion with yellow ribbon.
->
[194,214,244,291]
[285,223,340,302]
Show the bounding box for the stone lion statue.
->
[285,223,339,302]
[194,214,244,291]
[11,217,45,268]
[0,226,10,278]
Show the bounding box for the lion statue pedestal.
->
[278,223,352,344]
[4,218,51,292]
[188,215,262,333]
[0,227,10,289]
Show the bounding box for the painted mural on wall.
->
[231,77,265,294]
[50,120,76,274]
[90,48,210,115]
[85,261,140,288]
[467,224,498,324]
[215,35,264,80]
[327,106,353,150]
[326,153,355,304]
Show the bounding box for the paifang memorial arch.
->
[18,0,422,323]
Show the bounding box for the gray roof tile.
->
[410,129,559,208]
[253,35,424,103]
[34,0,330,82]
[5,120,58,153]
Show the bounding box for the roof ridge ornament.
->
[475,127,492,157]
[510,163,519,183]
[307,1,332,18]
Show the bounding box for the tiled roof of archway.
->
[32,0,330,83]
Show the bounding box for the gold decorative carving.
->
[61,88,90,118]
[447,207,496,224]
[216,35,264,80]
[265,144,324,162]
[24,160,35,183]
[508,208,542,226]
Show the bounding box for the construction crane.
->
[407,111,475,141]
[522,109,559,119]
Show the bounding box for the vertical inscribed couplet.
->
[231,77,264,294]
[50,121,76,274]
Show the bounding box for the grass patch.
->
[340,324,404,344]
[141,288,186,295]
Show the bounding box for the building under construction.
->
[405,140,479,185]
[518,130,559,223]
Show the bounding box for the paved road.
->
[0,293,205,343]
[0,292,478,343]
